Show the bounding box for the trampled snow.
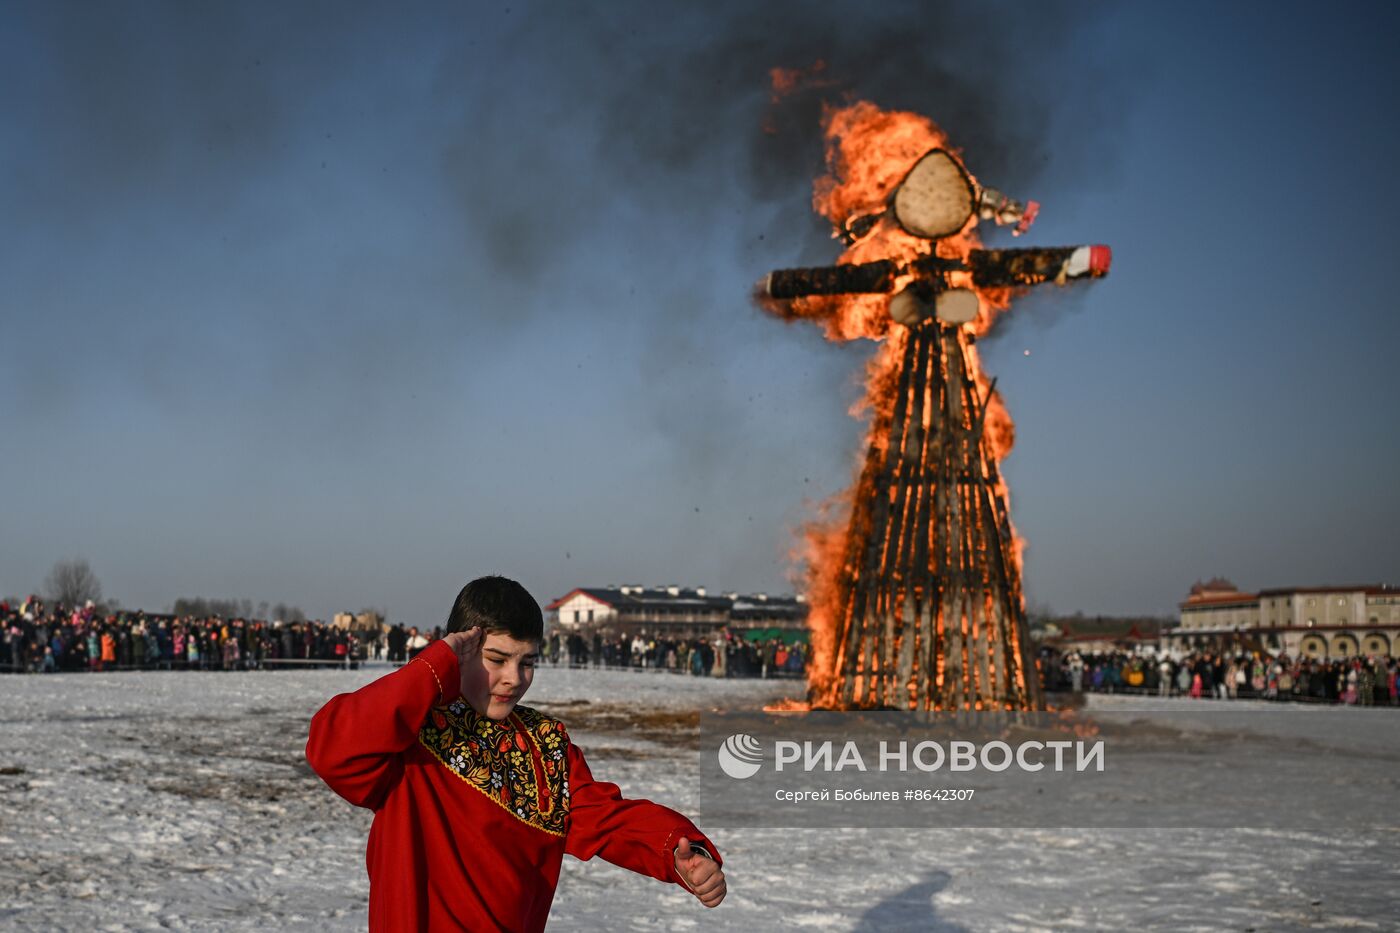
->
[1,667,1396,931]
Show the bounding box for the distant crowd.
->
[4,597,806,681]
[544,630,807,678]
[2,597,358,673]
[1047,648,1400,705]
[12,595,1393,704]
[379,625,808,679]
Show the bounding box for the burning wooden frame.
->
[761,128,1110,711]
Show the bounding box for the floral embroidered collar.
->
[419,700,572,836]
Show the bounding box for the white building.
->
[545,585,806,639]
[1168,580,1400,658]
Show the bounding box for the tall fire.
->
[760,101,1110,711]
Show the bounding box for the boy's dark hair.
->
[445,575,543,642]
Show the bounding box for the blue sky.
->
[2,1,1396,623]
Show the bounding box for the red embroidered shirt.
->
[306,639,721,932]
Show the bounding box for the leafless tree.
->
[45,559,102,608]
[271,602,307,623]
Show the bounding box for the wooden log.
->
[899,327,942,708]
[870,343,917,704]
[927,339,951,709]
[964,246,1109,288]
[879,330,934,704]
[927,337,954,710]
[956,352,1025,707]
[980,442,1040,705]
[835,334,918,707]
[964,378,1016,705]
[943,327,974,708]
[989,595,1011,704]
[765,260,898,298]
[763,245,1109,299]
[952,341,996,709]
[943,328,966,709]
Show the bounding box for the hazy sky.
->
[3,1,1397,624]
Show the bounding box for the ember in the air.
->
[760,101,1110,711]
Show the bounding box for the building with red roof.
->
[1167,580,1400,658]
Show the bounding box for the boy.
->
[306,576,726,932]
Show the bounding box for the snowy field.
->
[2,667,1398,932]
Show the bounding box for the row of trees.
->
[11,559,304,622]
[170,597,307,622]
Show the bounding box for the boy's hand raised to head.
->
[673,836,726,908]
[441,626,483,697]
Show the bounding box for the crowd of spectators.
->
[2,596,359,673]
[1046,647,1400,705]
[543,630,807,678]
[371,626,809,678]
[5,596,809,681]
[17,591,1393,704]
[368,626,808,678]
[16,593,1394,705]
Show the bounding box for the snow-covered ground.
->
[2,668,1397,932]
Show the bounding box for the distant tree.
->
[173,597,249,618]
[171,596,308,621]
[271,602,307,623]
[1025,600,1056,634]
[45,559,102,607]
[173,597,209,617]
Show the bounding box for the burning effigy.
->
[760,102,1110,712]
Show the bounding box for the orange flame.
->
[768,61,831,104]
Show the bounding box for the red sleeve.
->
[563,742,723,888]
[305,639,461,810]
